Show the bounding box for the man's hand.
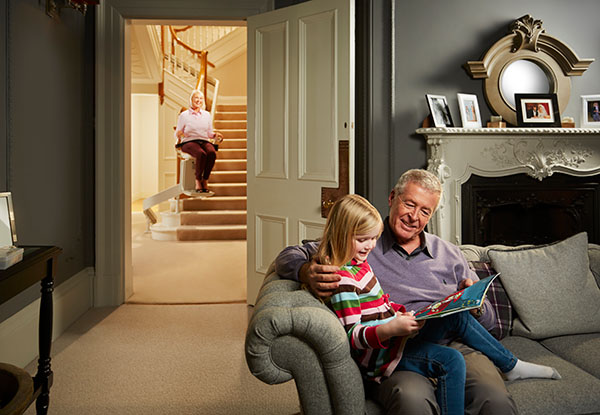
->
[458,278,474,290]
[299,259,341,298]
[459,278,484,318]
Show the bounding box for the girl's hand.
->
[214,131,224,144]
[377,313,424,342]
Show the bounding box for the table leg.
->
[34,274,54,414]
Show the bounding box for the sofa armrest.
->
[245,275,367,415]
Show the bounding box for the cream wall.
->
[131,94,159,201]
[211,50,247,99]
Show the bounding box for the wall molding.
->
[0,267,94,367]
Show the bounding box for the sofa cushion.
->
[501,335,600,415]
[488,232,600,339]
[467,261,512,340]
[541,333,600,379]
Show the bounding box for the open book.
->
[413,274,500,321]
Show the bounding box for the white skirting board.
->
[0,267,94,367]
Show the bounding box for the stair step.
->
[181,210,246,225]
[221,129,246,139]
[219,138,246,149]
[217,104,247,112]
[177,225,247,241]
[214,159,246,170]
[182,196,247,211]
[217,148,246,159]
[215,112,247,121]
[215,120,247,129]
[207,183,246,196]
[210,170,246,183]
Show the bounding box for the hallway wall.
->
[377,0,600,214]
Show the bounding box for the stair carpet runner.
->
[176,103,247,241]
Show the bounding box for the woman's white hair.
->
[189,89,205,110]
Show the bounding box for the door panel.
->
[247,0,354,304]
[299,10,337,181]
[255,22,288,179]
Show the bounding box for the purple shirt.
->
[275,219,497,331]
[174,108,215,144]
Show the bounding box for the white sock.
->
[505,359,561,381]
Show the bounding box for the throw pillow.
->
[468,261,513,340]
[488,232,600,339]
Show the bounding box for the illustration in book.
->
[413,274,500,321]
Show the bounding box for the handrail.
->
[167,25,215,100]
[168,26,216,68]
[159,25,221,119]
[196,74,220,118]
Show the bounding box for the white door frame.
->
[95,0,271,306]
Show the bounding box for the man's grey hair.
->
[392,169,442,208]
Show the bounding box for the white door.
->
[247,0,355,304]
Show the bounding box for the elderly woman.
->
[175,90,223,196]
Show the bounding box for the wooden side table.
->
[0,246,62,415]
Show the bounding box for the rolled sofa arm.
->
[245,273,367,415]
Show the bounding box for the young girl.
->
[318,194,560,415]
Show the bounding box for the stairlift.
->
[142,150,197,230]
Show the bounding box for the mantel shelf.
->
[416,127,600,136]
[416,127,600,244]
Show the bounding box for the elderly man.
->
[275,169,516,415]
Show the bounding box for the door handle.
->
[321,141,349,218]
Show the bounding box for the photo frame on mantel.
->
[426,94,454,128]
[457,93,482,128]
[515,93,561,127]
[581,95,600,128]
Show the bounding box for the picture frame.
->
[426,94,454,127]
[581,95,600,128]
[457,93,482,128]
[0,192,18,247]
[515,93,561,127]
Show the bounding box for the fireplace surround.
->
[417,127,600,245]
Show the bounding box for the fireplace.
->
[417,127,600,245]
[461,173,600,246]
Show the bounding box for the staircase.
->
[171,103,247,241]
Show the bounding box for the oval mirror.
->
[500,60,551,109]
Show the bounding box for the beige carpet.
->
[129,211,246,304]
[24,304,300,414]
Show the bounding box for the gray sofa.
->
[245,232,600,415]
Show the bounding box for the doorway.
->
[128,21,248,304]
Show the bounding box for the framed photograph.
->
[581,95,600,127]
[515,93,561,127]
[426,94,454,127]
[0,192,17,246]
[457,93,482,128]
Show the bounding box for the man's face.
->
[388,182,440,245]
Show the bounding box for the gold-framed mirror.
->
[465,15,594,126]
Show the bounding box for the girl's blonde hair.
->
[315,194,383,267]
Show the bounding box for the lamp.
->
[46,0,99,19]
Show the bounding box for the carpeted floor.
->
[129,211,247,304]
[24,304,300,414]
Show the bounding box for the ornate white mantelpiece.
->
[416,127,600,244]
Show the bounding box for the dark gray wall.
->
[0,0,95,321]
[368,0,600,215]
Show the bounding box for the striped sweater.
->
[328,259,407,382]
